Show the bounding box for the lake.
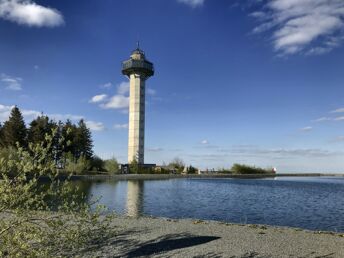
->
[74,176,344,232]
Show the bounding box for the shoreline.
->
[83,215,344,257]
[60,173,344,181]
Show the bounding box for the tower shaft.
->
[128,74,145,164]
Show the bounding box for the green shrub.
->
[217,167,231,173]
[0,129,115,257]
[104,157,119,174]
[90,155,105,172]
[129,159,139,174]
[187,165,197,174]
[64,153,90,174]
[231,163,273,174]
[168,157,185,173]
[0,147,21,176]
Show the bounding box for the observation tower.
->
[122,43,154,164]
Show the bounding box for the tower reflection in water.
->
[126,180,144,217]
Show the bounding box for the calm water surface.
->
[75,177,344,232]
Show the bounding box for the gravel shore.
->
[82,216,344,258]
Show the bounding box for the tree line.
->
[0,106,93,160]
[0,106,100,172]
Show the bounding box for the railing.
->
[122,59,154,72]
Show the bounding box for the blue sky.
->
[1,0,344,172]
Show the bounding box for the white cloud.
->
[0,104,81,123]
[312,107,344,123]
[313,116,344,122]
[89,94,108,103]
[1,73,22,90]
[147,147,164,152]
[0,104,103,131]
[306,47,332,56]
[312,117,332,122]
[0,0,64,27]
[201,139,209,145]
[147,88,156,96]
[300,126,312,132]
[251,0,344,55]
[91,81,157,111]
[100,95,129,110]
[85,120,105,132]
[0,104,15,122]
[48,113,84,122]
[0,105,42,123]
[34,65,39,70]
[113,123,128,130]
[221,145,343,158]
[21,109,41,120]
[177,0,205,8]
[91,81,130,110]
[334,136,344,142]
[331,107,344,113]
[250,11,266,19]
[117,82,130,95]
[99,82,113,89]
[334,116,344,121]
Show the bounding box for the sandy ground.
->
[81,216,344,258]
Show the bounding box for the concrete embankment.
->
[82,216,344,258]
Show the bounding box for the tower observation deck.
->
[122,46,154,165]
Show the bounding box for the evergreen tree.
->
[90,155,104,172]
[61,119,77,159]
[0,123,3,147]
[0,109,95,171]
[75,119,93,160]
[28,115,55,146]
[2,106,27,148]
[53,121,65,167]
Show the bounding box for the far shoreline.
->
[46,173,344,181]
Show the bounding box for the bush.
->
[129,159,139,174]
[231,163,273,175]
[217,167,231,173]
[187,165,197,174]
[0,147,21,176]
[90,155,105,172]
[64,154,90,174]
[168,157,185,173]
[0,129,115,257]
[104,157,119,174]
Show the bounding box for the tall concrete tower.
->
[122,45,154,164]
